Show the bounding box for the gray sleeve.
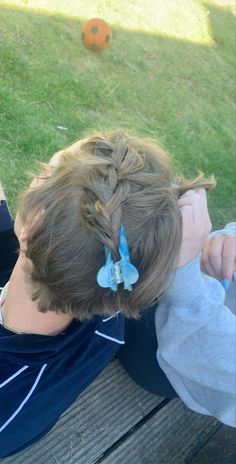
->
[208,222,236,238]
[155,254,236,427]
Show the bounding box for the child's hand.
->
[177,189,212,268]
[201,234,236,283]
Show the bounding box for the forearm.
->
[155,257,236,426]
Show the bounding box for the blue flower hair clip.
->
[97,224,139,292]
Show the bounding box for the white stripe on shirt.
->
[102,311,121,322]
[0,363,47,433]
[0,366,29,388]
[94,330,125,345]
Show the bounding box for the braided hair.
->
[19,131,215,319]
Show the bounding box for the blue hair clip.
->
[97,224,139,292]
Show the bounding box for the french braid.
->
[79,134,143,259]
[19,131,215,319]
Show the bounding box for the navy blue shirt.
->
[0,228,124,458]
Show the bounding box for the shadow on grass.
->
[0,2,235,226]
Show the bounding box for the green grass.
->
[0,0,235,227]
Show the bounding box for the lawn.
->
[0,0,235,227]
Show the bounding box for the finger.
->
[201,239,219,278]
[196,189,208,210]
[179,205,194,221]
[221,235,236,281]
[190,189,207,222]
[178,191,211,240]
[178,192,196,208]
[178,190,206,221]
[179,189,206,201]
[178,189,197,202]
[192,189,212,234]
[206,236,225,279]
[179,205,194,237]
[201,255,219,279]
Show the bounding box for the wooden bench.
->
[2,359,236,464]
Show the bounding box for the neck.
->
[2,254,74,336]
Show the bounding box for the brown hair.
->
[19,131,215,319]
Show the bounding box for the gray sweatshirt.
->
[155,223,236,427]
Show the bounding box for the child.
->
[0,131,215,457]
[118,190,236,427]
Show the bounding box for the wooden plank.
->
[189,425,236,464]
[100,399,221,464]
[2,360,163,464]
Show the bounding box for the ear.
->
[16,207,45,251]
[19,227,28,242]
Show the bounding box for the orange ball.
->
[82,18,112,52]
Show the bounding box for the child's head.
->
[18,131,215,319]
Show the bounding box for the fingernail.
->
[221,279,230,290]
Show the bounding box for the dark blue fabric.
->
[117,309,178,398]
[0,228,124,458]
[0,227,19,288]
[0,201,14,233]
